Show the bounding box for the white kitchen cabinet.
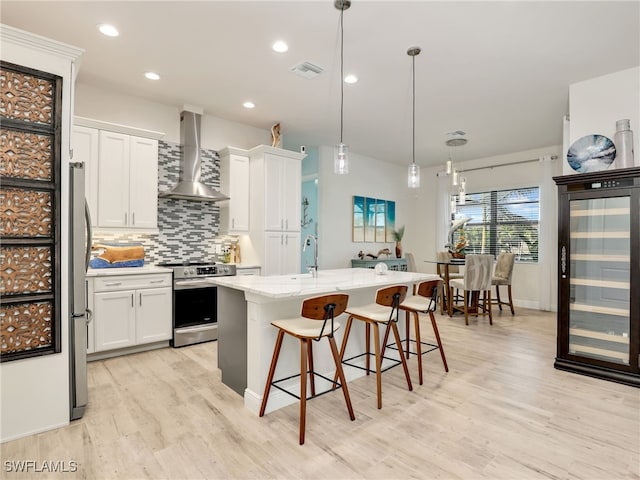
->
[88,273,172,354]
[219,147,250,234]
[248,145,305,276]
[73,118,163,230]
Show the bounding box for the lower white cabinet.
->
[264,232,300,276]
[88,273,172,354]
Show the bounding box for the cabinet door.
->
[281,157,301,232]
[94,290,136,351]
[136,287,172,344]
[229,154,250,232]
[98,131,130,227]
[565,194,631,366]
[73,126,99,226]
[263,232,284,276]
[264,155,284,230]
[129,136,158,229]
[282,232,301,275]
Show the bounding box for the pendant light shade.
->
[407,46,421,188]
[334,0,351,174]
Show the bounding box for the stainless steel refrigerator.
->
[69,161,92,420]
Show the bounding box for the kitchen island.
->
[210,268,440,414]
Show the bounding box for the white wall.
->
[406,146,563,311]
[75,83,271,150]
[1,26,82,443]
[567,66,640,174]
[317,146,408,269]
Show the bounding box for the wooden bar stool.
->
[382,279,449,385]
[259,294,355,445]
[334,285,412,409]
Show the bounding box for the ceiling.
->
[2,1,639,167]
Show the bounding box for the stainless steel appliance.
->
[69,162,92,420]
[159,262,236,347]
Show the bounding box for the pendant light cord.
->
[340,7,344,144]
[412,53,415,165]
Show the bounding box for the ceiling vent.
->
[290,61,324,79]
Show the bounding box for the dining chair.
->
[334,285,413,409]
[405,252,417,272]
[436,250,464,315]
[259,293,355,445]
[491,252,515,314]
[449,254,493,325]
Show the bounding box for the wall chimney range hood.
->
[159,110,229,202]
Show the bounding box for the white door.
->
[98,131,130,227]
[229,154,250,232]
[136,287,172,344]
[264,155,283,231]
[264,232,284,276]
[94,290,136,351]
[73,125,99,226]
[282,232,301,275]
[281,158,301,232]
[129,136,158,229]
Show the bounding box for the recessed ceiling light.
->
[97,24,119,37]
[144,72,160,81]
[243,101,255,109]
[344,74,358,84]
[272,41,289,53]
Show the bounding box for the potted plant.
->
[392,225,405,258]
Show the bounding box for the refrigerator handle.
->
[84,199,93,271]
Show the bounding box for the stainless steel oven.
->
[159,262,236,347]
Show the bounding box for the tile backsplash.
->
[92,140,233,264]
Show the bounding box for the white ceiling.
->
[2,1,639,167]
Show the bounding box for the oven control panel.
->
[167,263,237,279]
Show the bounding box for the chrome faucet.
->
[303,234,318,277]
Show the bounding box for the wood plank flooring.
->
[2,308,639,479]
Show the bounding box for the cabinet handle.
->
[105,282,122,286]
[132,212,135,226]
[232,218,235,229]
[285,219,288,230]
[149,279,164,284]
[561,245,567,279]
[124,212,128,224]
[131,294,134,307]
[139,293,142,306]
[281,219,284,230]
[280,235,284,246]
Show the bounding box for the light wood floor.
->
[2,308,639,480]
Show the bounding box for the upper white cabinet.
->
[73,117,164,230]
[248,145,305,276]
[219,147,250,234]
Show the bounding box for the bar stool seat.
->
[334,285,413,410]
[393,279,449,385]
[259,293,355,445]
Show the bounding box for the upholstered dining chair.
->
[436,250,464,314]
[491,252,515,315]
[449,254,493,325]
[405,252,417,272]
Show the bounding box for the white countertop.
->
[209,268,440,298]
[86,265,172,277]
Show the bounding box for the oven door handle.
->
[174,279,214,290]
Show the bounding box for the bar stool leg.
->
[390,321,413,394]
[496,285,503,311]
[333,316,354,389]
[428,310,449,372]
[299,339,308,445]
[365,323,371,376]
[328,336,355,421]
[259,330,285,417]
[405,313,411,360]
[372,321,383,409]
[412,311,423,385]
[308,341,315,397]
[508,285,515,315]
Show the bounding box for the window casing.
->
[451,186,540,262]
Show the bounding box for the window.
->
[451,187,540,262]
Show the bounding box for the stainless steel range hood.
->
[159,110,229,202]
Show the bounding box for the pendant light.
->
[334,0,351,174]
[407,46,421,188]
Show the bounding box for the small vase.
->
[395,241,402,259]
[613,119,635,169]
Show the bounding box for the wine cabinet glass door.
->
[568,195,630,365]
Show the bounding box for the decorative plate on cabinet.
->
[567,135,616,173]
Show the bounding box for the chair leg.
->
[405,312,411,360]
[428,310,449,372]
[328,336,355,421]
[390,321,413,393]
[412,311,423,385]
[299,339,308,445]
[372,322,383,409]
[308,341,315,397]
[260,329,285,417]
[488,290,493,325]
[463,290,470,325]
[365,322,371,376]
[333,316,353,389]
[508,285,515,315]
[448,286,454,317]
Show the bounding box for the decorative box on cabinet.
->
[553,167,640,387]
[247,145,306,276]
[87,273,172,357]
[351,258,408,271]
[73,117,164,230]
[219,146,250,234]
